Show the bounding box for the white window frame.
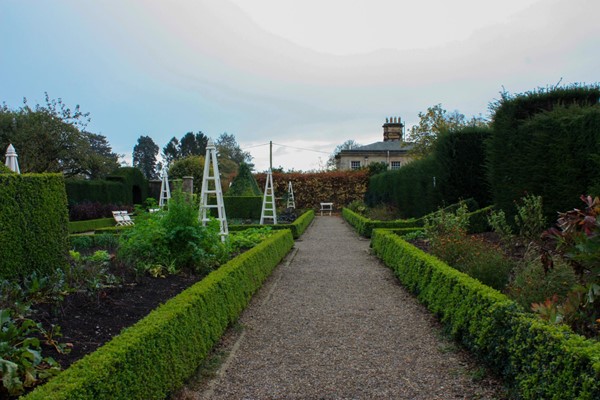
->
[350,160,361,170]
[390,161,401,170]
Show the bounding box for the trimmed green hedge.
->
[223,196,262,219]
[0,174,69,280]
[65,180,127,205]
[343,200,488,238]
[228,210,315,239]
[371,229,600,399]
[68,218,115,234]
[23,229,295,400]
[341,208,423,238]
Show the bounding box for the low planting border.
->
[68,218,115,234]
[229,209,314,239]
[342,208,422,237]
[342,204,492,238]
[23,230,295,400]
[371,229,600,399]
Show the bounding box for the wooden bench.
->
[320,202,333,216]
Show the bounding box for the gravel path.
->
[175,216,505,399]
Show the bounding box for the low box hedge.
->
[68,218,115,234]
[23,229,295,400]
[229,210,314,239]
[371,229,600,399]
[343,202,492,238]
[341,208,422,237]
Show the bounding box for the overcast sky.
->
[2,0,598,171]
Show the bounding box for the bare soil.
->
[30,271,202,369]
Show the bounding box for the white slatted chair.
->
[120,211,135,226]
[112,211,127,226]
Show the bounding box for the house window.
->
[350,160,361,170]
[391,161,401,170]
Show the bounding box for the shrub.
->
[227,162,261,196]
[118,191,228,276]
[371,229,600,399]
[68,201,133,221]
[0,174,69,280]
[508,251,578,311]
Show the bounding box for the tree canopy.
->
[327,139,362,169]
[133,135,159,180]
[162,131,209,165]
[0,94,120,178]
[408,104,488,158]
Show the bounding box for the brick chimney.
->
[383,116,404,141]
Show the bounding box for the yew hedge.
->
[371,229,600,399]
[22,229,295,400]
[0,174,69,279]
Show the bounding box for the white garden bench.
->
[112,211,135,226]
[320,202,333,216]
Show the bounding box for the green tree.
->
[162,137,180,165]
[408,104,487,157]
[133,135,159,179]
[180,131,208,158]
[216,132,253,168]
[327,139,362,169]
[169,155,205,193]
[0,93,119,177]
[227,162,261,196]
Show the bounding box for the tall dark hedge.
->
[366,127,491,218]
[66,167,149,207]
[66,179,127,205]
[0,174,69,279]
[487,86,600,219]
[433,127,492,208]
[366,156,441,218]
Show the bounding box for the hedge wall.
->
[255,171,369,210]
[0,174,69,279]
[65,180,127,205]
[487,86,600,221]
[371,230,600,399]
[23,229,295,400]
[223,196,262,219]
[366,127,491,218]
[66,167,149,206]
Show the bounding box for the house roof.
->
[341,140,414,153]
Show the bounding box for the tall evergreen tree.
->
[133,135,159,179]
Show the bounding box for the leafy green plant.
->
[514,194,546,242]
[537,195,600,337]
[487,208,514,245]
[401,230,426,241]
[118,190,228,277]
[508,250,578,311]
[65,250,119,295]
[229,227,273,253]
[0,309,64,397]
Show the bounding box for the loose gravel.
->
[174,216,506,400]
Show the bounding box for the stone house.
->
[335,117,414,170]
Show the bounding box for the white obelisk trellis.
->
[260,168,277,225]
[5,144,20,174]
[286,181,295,209]
[158,168,171,208]
[199,139,228,240]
